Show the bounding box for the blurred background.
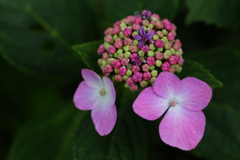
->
[1,0,240,159]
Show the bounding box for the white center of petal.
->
[169,99,177,107]
[100,88,106,96]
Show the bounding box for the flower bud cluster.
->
[97,10,184,91]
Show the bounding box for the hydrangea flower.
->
[73,69,117,136]
[97,10,184,91]
[133,72,212,150]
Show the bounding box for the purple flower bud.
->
[102,52,109,60]
[123,28,133,37]
[133,23,141,30]
[118,67,127,75]
[130,45,139,52]
[142,19,149,26]
[141,46,149,53]
[151,13,160,21]
[142,64,150,72]
[167,32,175,41]
[124,38,133,45]
[112,59,121,69]
[161,62,171,71]
[178,58,184,66]
[105,35,113,43]
[130,84,138,91]
[131,65,140,73]
[155,39,164,48]
[114,40,123,48]
[112,26,120,35]
[143,72,151,80]
[155,21,164,29]
[132,72,143,82]
[155,52,163,60]
[108,45,116,54]
[133,17,142,24]
[146,57,156,66]
[104,27,113,35]
[97,44,105,54]
[114,21,121,27]
[115,74,123,82]
[142,10,152,18]
[121,58,129,66]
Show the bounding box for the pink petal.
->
[133,87,169,121]
[103,76,116,105]
[73,81,101,110]
[81,69,104,89]
[176,77,212,111]
[91,97,117,136]
[153,72,181,99]
[159,105,205,150]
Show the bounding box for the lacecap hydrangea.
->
[97,10,184,91]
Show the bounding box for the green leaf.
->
[178,60,223,89]
[72,41,102,73]
[193,102,240,160]
[108,0,179,22]
[73,89,148,160]
[186,0,240,30]
[8,103,86,160]
[0,0,99,77]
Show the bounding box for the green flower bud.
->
[120,22,126,28]
[153,35,159,40]
[162,29,168,35]
[140,80,148,87]
[148,24,154,29]
[109,54,113,58]
[102,60,106,67]
[114,68,119,73]
[161,36,168,44]
[164,50,172,59]
[156,60,162,67]
[133,40,138,46]
[138,50,144,57]
[117,49,123,54]
[147,51,155,57]
[149,44,156,51]
[107,58,115,64]
[124,83,129,88]
[104,42,110,50]
[123,45,130,52]
[150,77,156,85]
[124,51,131,58]
[150,65,155,70]
[123,75,129,81]
[157,48,163,52]
[119,32,124,38]
[132,31,138,36]
[126,69,132,76]
[151,70,158,77]
[113,35,118,40]
[97,59,103,65]
[114,52,119,58]
[170,48,176,54]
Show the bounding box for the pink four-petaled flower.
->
[73,69,117,136]
[133,72,212,150]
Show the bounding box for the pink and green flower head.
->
[133,72,212,150]
[97,10,184,91]
[73,69,117,136]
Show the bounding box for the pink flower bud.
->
[151,13,160,21]
[151,21,156,26]
[105,35,113,43]
[118,67,127,75]
[131,65,140,73]
[155,52,163,60]
[115,74,123,82]
[130,45,139,52]
[146,57,156,66]
[149,39,155,44]
[178,58,184,66]
[167,32,175,41]
[126,77,135,86]
[112,59,121,69]
[133,23,141,30]
[132,72,143,82]
[114,40,123,48]
[141,46,149,53]
[108,45,116,54]
[169,67,176,73]
[142,64,150,72]
[165,22,173,31]
[133,17,142,24]
[173,39,182,51]
[174,54,181,62]
[142,10,152,17]
[156,31,164,38]
[112,26,120,34]
[143,72,152,80]
[104,27,113,35]
[162,19,170,24]
[155,21,164,29]
[123,28,132,37]
[97,44,105,54]
[105,64,113,72]
[169,55,177,65]
[102,52,109,60]
[130,84,138,91]
[124,38,133,45]
[114,21,121,27]
[121,58,129,66]
[130,53,138,62]
[126,15,135,24]
[155,39,164,48]
[161,62,171,71]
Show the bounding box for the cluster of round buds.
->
[97,10,184,91]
